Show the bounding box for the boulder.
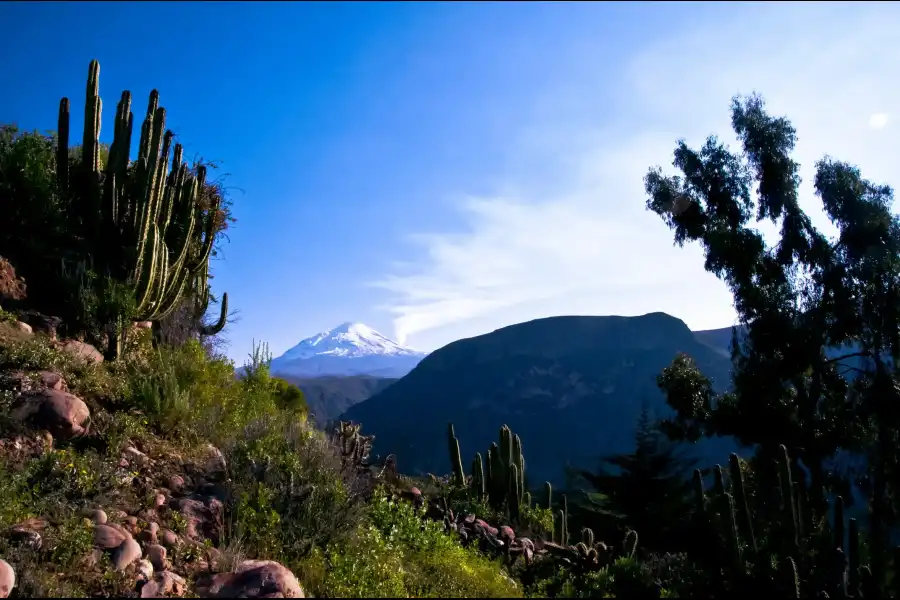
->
[94,524,130,550]
[196,560,304,598]
[0,559,14,598]
[141,571,186,598]
[11,389,90,439]
[111,538,142,570]
[147,544,167,571]
[59,339,104,363]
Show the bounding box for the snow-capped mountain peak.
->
[270,322,426,379]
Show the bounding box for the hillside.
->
[276,374,398,427]
[341,313,737,485]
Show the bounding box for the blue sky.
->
[2,2,899,365]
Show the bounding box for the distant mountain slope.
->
[270,322,426,379]
[278,374,398,427]
[340,313,737,486]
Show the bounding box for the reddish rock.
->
[147,544,167,571]
[59,339,104,363]
[112,538,142,570]
[11,389,90,439]
[196,560,304,598]
[160,529,179,547]
[167,475,185,492]
[0,559,15,598]
[38,371,66,391]
[94,524,130,550]
[141,571,187,598]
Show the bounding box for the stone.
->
[160,529,179,547]
[59,339,104,363]
[11,389,90,439]
[124,446,149,464]
[112,538,142,570]
[94,524,130,550]
[167,475,185,492]
[38,371,65,391]
[147,544,167,571]
[203,444,227,474]
[0,559,14,598]
[87,509,108,525]
[141,571,187,598]
[136,559,154,581]
[196,560,304,598]
[13,321,31,334]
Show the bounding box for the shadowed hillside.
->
[277,374,398,426]
[341,312,737,485]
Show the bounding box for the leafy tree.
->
[569,408,696,553]
[644,93,900,589]
[271,376,308,415]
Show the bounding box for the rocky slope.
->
[340,313,738,485]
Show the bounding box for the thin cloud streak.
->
[376,4,900,348]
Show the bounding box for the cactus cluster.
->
[448,422,546,523]
[56,60,227,357]
[553,493,569,545]
[330,421,374,473]
[696,445,876,597]
[544,527,639,574]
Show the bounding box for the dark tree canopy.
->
[644,94,900,588]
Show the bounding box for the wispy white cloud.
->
[376,4,900,348]
[869,113,890,130]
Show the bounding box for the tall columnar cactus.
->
[848,518,860,596]
[471,452,485,500]
[447,423,465,487]
[556,494,568,545]
[509,463,521,521]
[729,454,757,553]
[545,481,553,510]
[56,60,227,358]
[693,469,706,512]
[834,495,845,552]
[777,445,799,551]
[479,425,526,514]
[701,445,873,597]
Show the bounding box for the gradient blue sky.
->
[2,2,899,365]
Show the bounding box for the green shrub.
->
[224,417,370,563]
[123,339,283,443]
[271,376,308,416]
[361,492,522,598]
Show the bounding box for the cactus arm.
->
[198,292,228,335]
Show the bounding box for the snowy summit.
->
[269,322,427,379]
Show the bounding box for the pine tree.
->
[571,407,697,552]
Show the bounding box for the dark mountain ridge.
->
[341,312,738,486]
